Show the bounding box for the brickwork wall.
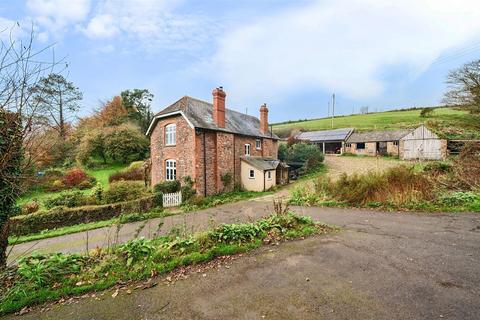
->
[216,132,235,192]
[386,142,399,156]
[150,115,195,187]
[194,131,217,196]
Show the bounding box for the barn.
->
[345,125,447,160]
[295,128,354,154]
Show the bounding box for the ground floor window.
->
[356,143,365,150]
[345,143,352,148]
[166,159,176,181]
[249,169,255,178]
[393,141,399,146]
[267,171,272,180]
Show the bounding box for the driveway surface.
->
[7,207,480,319]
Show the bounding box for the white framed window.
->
[256,139,262,150]
[245,144,251,156]
[165,159,176,181]
[393,141,399,146]
[249,169,255,179]
[165,124,176,146]
[267,171,272,180]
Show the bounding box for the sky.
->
[1,0,480,123]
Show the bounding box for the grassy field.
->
[273,107,480,139]
[17,163,129,208]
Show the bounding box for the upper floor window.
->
[256,139,262,150]
[245,144,251,156]
[165,124,176,145]
[166,159,176,181]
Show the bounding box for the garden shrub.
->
[154,180,181,194]
[10,195,156,236]
[423,162,452,174]
[62,168,88,187]
[48,179,66,192]
[21,201,40,215]
[44,190,95,209]
[103,181,147,204]
[108,163,144,183]
[181,176,196,202]
[91,182,104,203]
[78,180,93,190]
[153,192,163,207]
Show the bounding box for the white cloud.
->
[26,0,91,36]
[79,0,213,52]
[212,0,480,102]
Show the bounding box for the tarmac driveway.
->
[9,207,480,320]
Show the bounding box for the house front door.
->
[377,142,387,155]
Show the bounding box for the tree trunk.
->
[0,219,10,269]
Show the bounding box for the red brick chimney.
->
[212,87,226,128]
[260,103,269,134]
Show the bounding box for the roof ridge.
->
[184,96,260,121]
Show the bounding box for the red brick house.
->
[146,87,280,196]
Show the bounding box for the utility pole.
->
[331,93,335,128]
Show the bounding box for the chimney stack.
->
[212,87,226,128]
[260,103,269,134]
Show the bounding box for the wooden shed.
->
[400,125,447,160]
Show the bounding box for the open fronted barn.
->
[295,128,354,154]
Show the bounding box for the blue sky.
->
[1,0,480,123]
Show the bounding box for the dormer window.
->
[245,144,251,156]
[165,124,176,145]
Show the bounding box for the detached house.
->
[146,87,282,195]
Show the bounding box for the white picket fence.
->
[163,191,182,207]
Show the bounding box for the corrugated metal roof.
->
[296,128,354,142]
[240,156,279,171]
[151,96,279,139]
[347,129,411,143]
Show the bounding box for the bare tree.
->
[443,59,480,114]
[0,24,62,268]
[30,73,82,140]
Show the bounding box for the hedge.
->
[10,195,156,236]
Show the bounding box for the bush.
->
[44,191,95,209]
[181,176,196,201]
[109,166,144,183]
[48,179,66,192]
[10,196,157,236]
[153,192,163,207]
[423,162,452,174]
[154,180,181,194]
[438,192,480,206]
[78,180,93,190]
[91,182,104,203]
[21,201,40,215]
[63,168,88,187]
[103,181,147,204]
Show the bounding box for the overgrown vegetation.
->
[290,144,480,212]
[0,211,334,315]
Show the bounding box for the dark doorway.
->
[376,142,387,155]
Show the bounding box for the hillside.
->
[273,107,480,139]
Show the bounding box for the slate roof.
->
[296,128,354,142]
[240,156,279,171]
[347,129,412,143]
[148,96,279,139]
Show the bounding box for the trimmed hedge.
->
[10,195,156,236]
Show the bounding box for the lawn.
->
[17,163,129,208]
[273,107,479,139]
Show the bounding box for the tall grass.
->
[316,166,433,206]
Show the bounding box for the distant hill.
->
[272,107,480,140]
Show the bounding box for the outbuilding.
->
[240,156,288,191]
[296,128,354,154]
[345,125,447,160]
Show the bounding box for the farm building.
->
[345,125,447,160]
[295,128,354,154]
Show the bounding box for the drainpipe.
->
[233,135,236,188]
[263,170,266,191]
[203,131,207,197]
